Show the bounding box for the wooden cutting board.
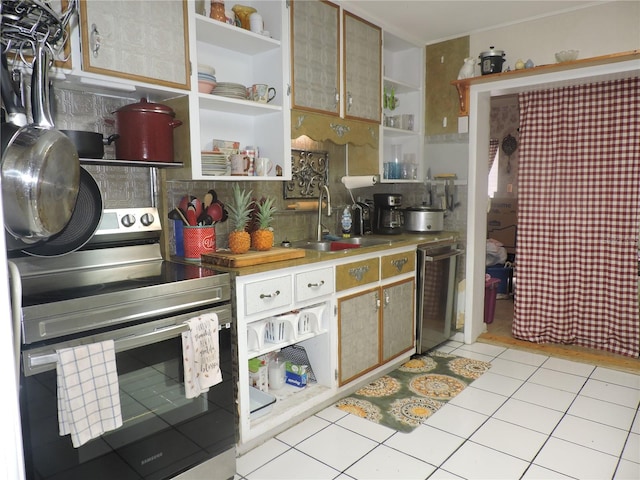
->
[201,247,306,267]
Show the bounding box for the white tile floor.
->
[235,341,640,480]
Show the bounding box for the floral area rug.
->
[335,351,491,433]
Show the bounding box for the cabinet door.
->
[291,0,340,115]
[338,288,380,385]
[79,0,189,89]
[381,278,415,362]
[343,11,381,123]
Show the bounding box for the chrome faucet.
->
[317,185,332,241]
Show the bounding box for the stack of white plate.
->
[201,151,230,175]
[212,82,247,99]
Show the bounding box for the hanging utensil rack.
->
[1,0,76,64]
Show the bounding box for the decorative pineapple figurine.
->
[251,197,276,251]
[227,184,253,254]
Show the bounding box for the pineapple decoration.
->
[227,184,253,254]
[251,197,276,251]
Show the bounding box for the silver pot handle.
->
[30,39,55,129]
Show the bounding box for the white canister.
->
[249,12,263,34]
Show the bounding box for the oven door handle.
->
[27,321,232,370]
[422,249,464,262]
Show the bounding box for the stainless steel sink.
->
[292,237,393,252]
[332,237,393,247]
[292,240,334,252]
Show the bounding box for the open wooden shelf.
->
[451,50,639,116]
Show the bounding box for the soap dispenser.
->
[341,207,353,238]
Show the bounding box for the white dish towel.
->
[56,340,122,448]
[182,312,223,399]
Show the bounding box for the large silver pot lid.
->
[479,46,505,58]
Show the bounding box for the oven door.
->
[20,306,235,480]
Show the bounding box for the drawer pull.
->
[307,280,325,288]
[348,265,369,282]
[260,290,280,299]
[391,257,408,273]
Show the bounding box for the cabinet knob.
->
[391,257,408,273]
[259,290,280,299]
[307,280,325,288]
[348,265,369,282]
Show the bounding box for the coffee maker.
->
[373,193,403,235]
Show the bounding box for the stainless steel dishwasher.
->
[416,242,464,353]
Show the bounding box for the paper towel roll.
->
[341,175,378,189]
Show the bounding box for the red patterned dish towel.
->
[182,313,223,399]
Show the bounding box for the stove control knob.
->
[141,213,155,226]
[121,214,136,228]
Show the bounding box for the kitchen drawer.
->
[295,267,335,302]
[335,257,380,292]
[381,251,416,279]
[244,275,292,316]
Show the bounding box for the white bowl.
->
[555,50,579,63]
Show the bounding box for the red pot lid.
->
[115,98,176,116]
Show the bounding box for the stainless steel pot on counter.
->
[112,98,182,162]
[403,206,445,232]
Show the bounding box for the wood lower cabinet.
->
[337,288,380,385]
[381,278,415,362]
[336,249,416,386]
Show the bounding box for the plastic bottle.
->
[268,352,286,390]
[341,207,353,238]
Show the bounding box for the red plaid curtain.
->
[513,77,640,357]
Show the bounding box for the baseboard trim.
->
[478,333,640,374]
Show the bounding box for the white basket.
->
[297,304,325,335]
[247,319,268,351]
[265,316,294,344]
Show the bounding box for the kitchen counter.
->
[189,232,459,276]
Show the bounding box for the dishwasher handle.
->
[422,249,464,262]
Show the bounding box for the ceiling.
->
[337,1,603,45]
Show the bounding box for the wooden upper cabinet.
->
[291,1,381,123]
[343,11,381,123]
[79,0,190,89]
[291,0,340,115]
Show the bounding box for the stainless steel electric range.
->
[9,207,236,480]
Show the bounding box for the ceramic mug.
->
[255,157,274,176]
[230,153,249,175]
[252,84,276,103]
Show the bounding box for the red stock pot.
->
[112,98,182,162]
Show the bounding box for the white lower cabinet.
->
[235,246,416,451]
[236,265,336,450]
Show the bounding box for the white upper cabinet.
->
[189,0,291,180]
[380,32,424,183]
[79,0,190,89]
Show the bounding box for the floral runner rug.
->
[335,351,492,433]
